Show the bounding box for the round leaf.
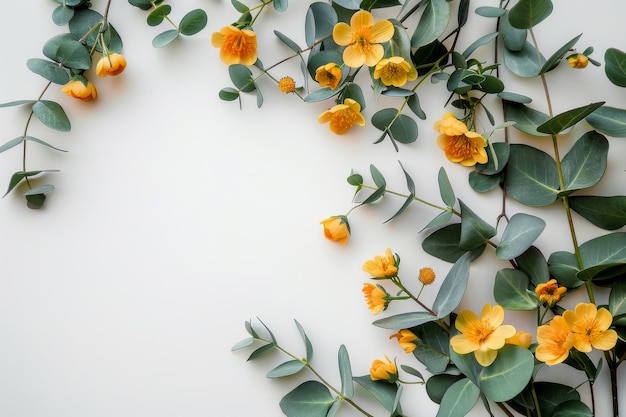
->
[605,47,626,87]
[493,268,538,310]
[479,345,534,401]
[279,381,334,417]
[496,213,546,260]
[505,144,559,207]
[179,9,207,36]
[27,58,69,85]
[147,5,172,26]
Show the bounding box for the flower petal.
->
[369,19,394,43]
[333,22,353,46]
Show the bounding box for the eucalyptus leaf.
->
[496,213,546,260]
[0,100,36,108]
[52,5,74,26]
[179,9,208,36]
[503,41,545,77]
[55,40,92,70]
[229,65,256,92]
[505,144,559,207]
[436,378,479,417]
[247,343,275,361]
[231,337,255,351]
[69,9,123,52]
[508,0,553,29]
[412,321,450,373]
[548,251,583,288]
[32,100,71,132]
[25,136,68,152]
[551,400,593,417]
[479,345,534,401]
[274,30,302,53]
[353,376,398,412]
[422,223,487,263]
[462,32,498,59]
[609,280,626,318]
[585,105,626,137]
[147,4,172,26]
[539,33,582,74]
[27,58,70,85]
[579,232,626,269]
[604,48,626,87]
[500,10,526,51]
[498,92,532,104]
[295,319,313,361]
[569,195,626,230]
[0,137,25,154]
[273,0,288,12]
[438,167,455,207]
[426,374,464,404]
[407,94,427,119]
[338,345,354,399]
[266,360,305,378]
[468,171,502,193]
[503,101,550,136]
[304,87,340,103]
[372,311,438,329]
[493,269,538,310]
[433,253,470,317]
[422,211,453,230]
[561,131,608,192]
[411,0,450,48]
[279,381,334,417]
[305,2,337,46]
[536,102,604,135]
[219,87,240,101]
[474,6,505,18]
[516,246,550,286]
[459,200,496,250]
[152,30,179,48]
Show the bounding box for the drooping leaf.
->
[438,167,455,207]
[0,137,25,154]
[267,360,305,378]
[462,32,498,58]
[295,320,313,361]
[279,381,334,417]
[493,268,538,310]
[499,10,526,51]
[496,213,546,260]
[609,280,626,318]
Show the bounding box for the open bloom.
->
[211,25,257,66]
[315,63,342,90]
[332,10,394,67]
[62,79,97,102]
[362,248,398,278]
[568,53,589,68]
[96,53,126,77]
[362,283,389,315]
[318,98,365,134]
[390,329,418,353]
[434,113,488,166]
[320,215,349,245]
[278,76,296,94]
[563,303,618,352]
[535,315,574,365]
[369,356,398,382]
[418,267,436,285]
[535,279,567,306]
[450,304,516,366]
[373,56,417,87]
[506,330,533,349]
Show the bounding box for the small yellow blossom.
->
[278,76,296,94]
[450,304,517,367]
[535,279,567,306]
[362,248,398,278]
[332,10,394,68]
[390,329,418,353]
[318,98,366,135]
[434,113,488,166]
[369,355,398,382]
[95,53,127,77]
[211,25,257,66]
[320,215,350,245]
[418,267,436,285]
[362,283,389,315]
[506,330,533,349]
[61,79,97,102]
[535,315,575,366]
[563,303,618,352]
[568,53,589,69]
[315,63,343,90]
[373,56,417,87]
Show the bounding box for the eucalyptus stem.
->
[358,183,457,215]
[20,81,53,188]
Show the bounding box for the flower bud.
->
[418,267,436,285]
[369,356,398,383]
[96,53,127,77]
[320,215,350,245]
[567,53,589,69]
[278,76,296,94]
[62,78,97,102]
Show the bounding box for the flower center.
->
[446,135,476,159]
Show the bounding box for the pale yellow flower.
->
[332,10,394,68]
[535,315,574,366]
[434,113,488,166]
[506,330,533,349]
[369,355,397,382]
[373,56,417,87]
[390,329,418,353]
[563,303,618,352]
[95,53,127,77]
[315,63,343,90]
[362,283,388,315]
[320,215,350,245]
[318,98,366,134]
[61,79,97,102]
[211,26,257,66]
[535,279,567,306]
[362,248,398,278]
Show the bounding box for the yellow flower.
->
[535,279,567,306]
[568,53,589,69]
[450,304,517,367]
[61,79,97,102]
[278,76,296,94]
[390,329,418,353]
[315,63,342,90]
[369,355,398,382]
[362,283,389,315]
[563,303,618,352]
[373,56,417,87]
[332,10,394,68]
[95,53,127,77]
[418,267,436,285]
[318,98,366,135]
[362,248,398,278]
[506,330,533,349]
[211,25,257,66]
[434,113,488,166]
[320,215,350,245]
[535,315,575,366]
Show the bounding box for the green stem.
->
[21,81,53,188]
[358,183,457,215]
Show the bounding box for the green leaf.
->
[147,4,172,26]
[279,381,334,417]
[0,137,24,154]
[585,105,626,137]
[128,0,152,10]
[459,200,496,250]
[496,213,546,260]
[479,345,534,401]
[372,311,438,329]
[577,262,626,284]
[412,321,450,373]
[548,251,583,288]
[499,10,526,51]
[152,30,179,48]
[505,144,559,206]
[229,65,256,92]
[498,92,532,104]
[537,102,604,134]
[267,360,305,378]
[609,280,626,318]
[438,167,455,207]
[179,9,207,36]
[388,114,418,144]
[295,320,313,361]
[25,136,67,152]
[508,0,553,29]
[304,87,340,103]
[475,7,506,18]
[423,211,453,230]
[503,41,545,77]
[540,33,582,74]
[426,374,464,404]
[462,32,498,59]
[231,337,254,351]
[476,142,510,175]
[25,193,46,209]
[433,253,470,317]
[32,100,71,131]
[273,0,288,12]
[468,171,502,193]
[52,5,74,26]
[219,87,240,101]
[516,246,550,286]
[580,232,626,269]
[531,382,581,417]
[23,184,54,196]
[411,0,451,48]
[55,40,92,70]
[569,195,626,230]
[352,376,398,411]
[412,39,449,76]
[69,9,123,53]
[274,30,302,53]
[561,131,608,192]
[422,223,487,263]
[4,170,59,198]
[231,0,249,13]
[27,58,69,85]
[305,2,337,46]
[338,345,354,399]
[493,269,538,310]
[551,400,593,417]
[436,378,479,417]
[407,94,427,119]
[605,48,626,87]
[0,100,36,108]
[247,343,275,360]
[503,101,550,136]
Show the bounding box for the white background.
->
[1,1,625,416]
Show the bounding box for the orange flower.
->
[535,315,574,365]
[369,355,398,382]
[362,248,398,279]
[390,329,418,353]
[418,267,436,285]
[535,279,567,306]
[211,25,257,66]
[568,53,589,69]
[563,303,618,352]
[318,98,365,134]
[61,78,97,102]
[332,10,394,67]
[434,113,488,166]
[450,304,516,366]
[320,215,350,245]
[95,53,127,77]
[315,63,342,90]
[506,330,533,349]
[373,56,417,87]
[278,76,296,94]
[362,283,389,315]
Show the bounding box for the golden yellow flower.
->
[450,304,516,367]
[95,53,127,77]
[506,330,533,349]
[390,329,418,353]
[315,63,342,90]
[535,279,567,306]
[332,10,394,68]
[61,79,97,102]
[278,76,296,94]
[318,98,366,135]
[362,248,398,278]
[563,303,618,352]
[434,113,488,166]
[320,215,350,245]
[535,315,574,366]
[568,53,589,69]
[369,355,398,382]
[362,283,388,315]
[373,56,417,87]
[418,267,436,285]
[211,25,257,66]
